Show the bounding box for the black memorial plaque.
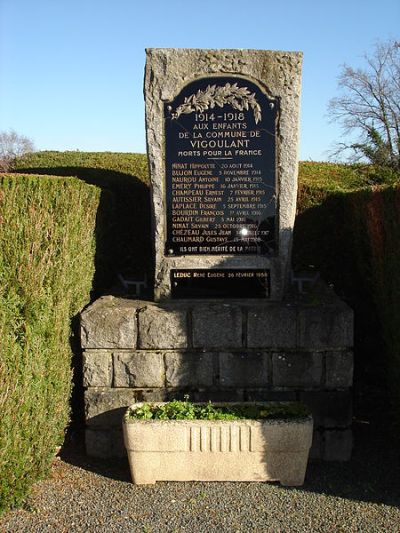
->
[165,76,278,256]
[171,269,270,299]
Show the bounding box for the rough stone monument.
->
[81,48,354,461]
[145,49,302,300]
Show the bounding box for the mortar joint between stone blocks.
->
[111,351,116,388]
[135,306,144,349]
[272,386,315,393]
[215,352,223,388]
[270,351,274,389]
[266,352,273,389]
[321,424,353,431]
[212,352,220,387]
[187,307,193,349]
[241,307,248,348]
[295,307,300,349]
[321,351,327,389]
[162,352,168,389]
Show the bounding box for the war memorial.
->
[81,49,354,461]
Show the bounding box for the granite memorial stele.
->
[145,48,302,300]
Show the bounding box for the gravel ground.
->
[1,387,399,533]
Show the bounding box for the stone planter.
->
[123,403,313,486]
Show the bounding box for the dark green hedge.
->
[15,152,150,292]
[0,174,100,513]
[294,179,400,419]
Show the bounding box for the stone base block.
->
[81,291,354,354]
[323,429,353,461]
[81,288,354,460]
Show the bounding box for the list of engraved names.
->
[165,77,277,255]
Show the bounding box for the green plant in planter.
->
[126,398,310,422]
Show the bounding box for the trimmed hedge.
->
[15,152,150,292]
[298,161,399,194]
[294,178,400,420]
[0,174,100,513]
[15,151,149,181]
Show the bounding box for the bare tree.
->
[0,129,35,172]
[328,39,400,171]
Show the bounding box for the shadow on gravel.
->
[300,383,400,508]
[60,430,131,484]
[60,384,400,507]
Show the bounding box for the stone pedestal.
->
[81,284,354,460]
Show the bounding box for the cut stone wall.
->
[81,287,354,461]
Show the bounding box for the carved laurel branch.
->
[174,83,262,124]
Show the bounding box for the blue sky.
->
[1,0,399,161]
